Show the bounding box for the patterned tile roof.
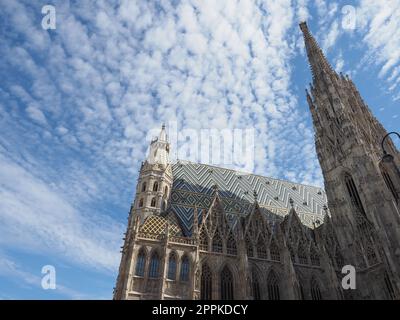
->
[168,160,327,236]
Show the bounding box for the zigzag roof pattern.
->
[168,160,328,236]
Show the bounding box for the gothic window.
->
[180,255,190,282]
[289,246,296,262]
[297,244,308,265]
[256,237,268,259]
[270,240,280,261]
[384,272,395,300]
[150,197,156,207]
[199,229,208,251]
[141,182,146,192]
[135,248,146,277]
[138,198,144,208]
[201,264,212,300]
[252,270,261,300]
[311,278,322,300]
[153,181,159,192]
[161,200,167,211]
[380,165,399,203]
[310,246,320,266]
[226,232,237,255]
[148,251,160,278]
[267,270,280,300]
[246,235,254,257]
[220,266,234,300]
[344,174,366,215]
[167,252,177,280]
[212,229,223,253]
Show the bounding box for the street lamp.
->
[381,132,400,163]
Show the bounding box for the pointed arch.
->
[344,173,366,215]
[201,263,212,300]
[141,182,146,192]
[270,239,280,261]
[226,231,237,255]
[251,268,261,300]
[310,277,322,300]
[267,270,280,300]
[150,197,156,207]
[167,252,177,280]
[135,247,146,277]
[212,229,223,253]
[297,243,308,265]
[380,163,399,203]
[153,181,159,192]
[138,198,144,208]
[180,255,190,282]
[310,245,320,266]
[256,236,268,259]
[148,251,160,278]
[199,228,208,251]
[220,265,234,300]
[245,235,254,257]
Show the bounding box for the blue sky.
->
[0,0,399,299]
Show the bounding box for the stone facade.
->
[113,22,400,300]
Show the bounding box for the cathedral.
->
[113,22,400,300]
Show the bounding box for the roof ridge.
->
[173,160,325,191]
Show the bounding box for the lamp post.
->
[381,132,400,163]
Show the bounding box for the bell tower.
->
[300,21,400,299]
[134,124,173,223]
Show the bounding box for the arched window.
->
[201,264,212,300]
[311,278,322,300]
[220,266,234,300]
[167,252,177,280]
[212,229,223,253]
[270,240,280,261]
[161,200,167,211]
[380,164,399,203]
[310,246,320,266]
[252,269,261,300]
[344,174,366,215]
[138,198,144,208]
[135,248,146,276]
[298,244,308,265]
[246,235,254,257]
[150,197,156,207]
[180,255,190,282]
[199,229,208,251]
[148,251,160,278]
[226,232,237,255]
[153,181,159,192]
[141,182,146,192]
[256,236,268,259]
[267,270,280,300]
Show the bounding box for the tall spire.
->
[299,22,336,81]
[146,124,170,165]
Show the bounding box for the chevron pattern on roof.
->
[169,161,327,236]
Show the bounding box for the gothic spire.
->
[299,22,336,82]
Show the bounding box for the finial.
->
[289,197,294,208]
